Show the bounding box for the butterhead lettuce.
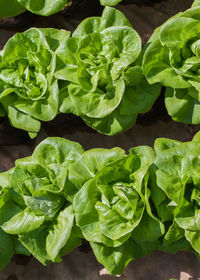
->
[0,137,84,264]
[2,133,200,274]
[55,7,161,135]
[0,28,70,138]
[72,145,164,274]
[143,2,200,125]
[154,133,200,257]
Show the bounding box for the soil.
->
[124,0,164,6]
[0,0,199,279]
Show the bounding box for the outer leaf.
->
[72,18,102,38]
[154,137,181,155]
[17,0,69,16]
[8,106,41,134]
[13,237,31,255]
[0,0,25,18]
[100,6,132,30]
[160,17,200,49]
[163,222,185,247]
[59,225,82,257]
[72,7,132,38]
[0,192,23,226]
[32,137,84,166]
[82,108,138,136]
[0,229,13,271]
[46,205,74,261]
[165,88,200,124]
[192,0,200,7]
[91,239,138,276]
[100,0,122,6]
[1,208,44,234]
[19,224,51,265]
[0,170,12,189]
[154,141,200,203]
[132,212,165,243]
[185,230,200,255]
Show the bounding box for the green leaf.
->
[73,7,132,38]
[100,0,122,6]
[73,18,102,38]
[19,224,51,265]
[0,0,25,18]
[132,212,165,243]
[1,208,44,235]
[66,147,125,194]
[17,0,69,16]
[160,17,200,49]
[0,229,13,271]
[46,205,74,261]
[38,28,70,52]
[0,170,12,189]
[13,237,31,255]
[82,108,138,136]
[154,137,181,155]
[192,0,200,7]
[11,162,51,195]
[82,79,160,135]
[96,199,144,240]
[7,106,41,134]
[0,191,23,226]
[154,141,200,203]
[14,81,59,122]
[100,6,132,30]
[58,225,82,257]
[91,239,138,276]
[23,190,65,219]
[185,230,200,255]
[32,137,84,166]
[165,88,200,124]
[163,221,185,247]
[67,75,125,119]
[143,40,190,88]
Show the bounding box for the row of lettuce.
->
[0,7,160,138]
[2,1,200,138]
[1,132,200,274]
